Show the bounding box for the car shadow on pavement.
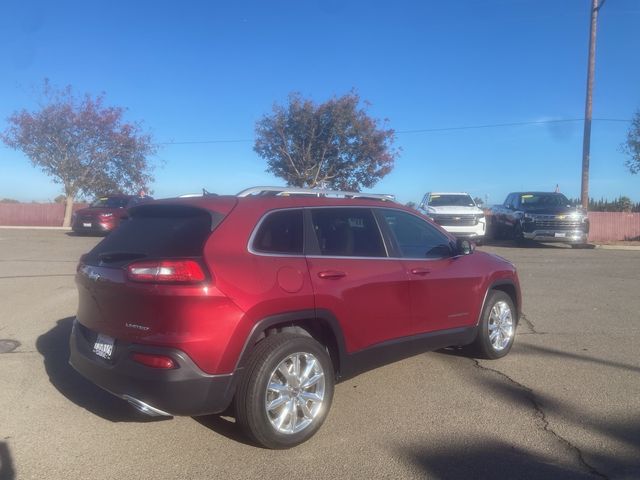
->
[0,442,16,480]
[192,414,255,447]
[401,439,589,480]
[481,239,590,249]
[36,317,168,423]
[516,343,640,374]
[473,375,640,477]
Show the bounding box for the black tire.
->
[494,224,508,241]
[470,290,517,359]
[234,333,334,449]
[513,223,525,245]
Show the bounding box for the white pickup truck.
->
[419,192,486,243]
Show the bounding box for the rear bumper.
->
[69,319,235,416]
[71,221,114,234]
[523,230,588,244]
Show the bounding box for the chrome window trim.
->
[247,205,456,261]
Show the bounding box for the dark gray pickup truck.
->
[488,192,589,247]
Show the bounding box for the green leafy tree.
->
[254,92,398,191]
[623,109,640,174]
[1,80,156,226]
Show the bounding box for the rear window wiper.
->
[98,251,147,263]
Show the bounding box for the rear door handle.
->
[410,268,431,276]
[318,270,346,279]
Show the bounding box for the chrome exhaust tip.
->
[122,395,172,417]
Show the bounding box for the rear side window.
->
[310,208,386,257]
[379,209,452,259]
[252,210,303,255]
[84,205,218,265]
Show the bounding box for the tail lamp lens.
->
[127,260,206,283]
[131,352,176,369]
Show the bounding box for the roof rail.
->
[236,186,396,202]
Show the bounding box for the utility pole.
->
[580,0,605,210]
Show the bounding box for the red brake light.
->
[126,259,206,283]
[131,352,176,369]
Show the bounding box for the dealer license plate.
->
[83,222,92,228]
[554,232,566,238]
[93,333,115,360]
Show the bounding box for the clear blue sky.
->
[1,0,639,205]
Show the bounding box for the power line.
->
[155,117,630,145]
[396,117,627,134]
[1,117,626,149]
[157,138,252,145]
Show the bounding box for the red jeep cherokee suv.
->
[71,194,152,235]
[70,186,521,448]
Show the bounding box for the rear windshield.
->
[83,205,221,266]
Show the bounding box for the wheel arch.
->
[234,309,348,378]
[477,280,520,326]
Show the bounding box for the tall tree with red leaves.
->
[255,92,398,191]
[2,80,157,226]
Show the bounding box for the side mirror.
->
[456,238,475,255]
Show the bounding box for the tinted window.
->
[84,205,216,266]
[519,193,571,210]
[311,208,386,257]
[428,194,475,207]
[253,210,303,255]
[90,197,129,208]
[126,196,153,207]
[379,209,452,259]
[504,194,514,208]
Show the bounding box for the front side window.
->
[252,209,303,255]
[379,209,452,259]
[310,208,386,257]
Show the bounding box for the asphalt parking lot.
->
[0,230,638,480]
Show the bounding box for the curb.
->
[0,226,71,231]
[594,244,640,251]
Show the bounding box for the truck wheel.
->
[234,333,334,449]
[491,224,503,240]
[513,223,525,245]
[470,290,517,359]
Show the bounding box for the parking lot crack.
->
[471,359,609,479]
[519,313,545,335]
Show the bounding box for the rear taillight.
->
[126,259,206,284]
[131,352,176,369]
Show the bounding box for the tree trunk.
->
[63,194,74,227]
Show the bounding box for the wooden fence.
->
[587,212,640,242]
[0,203,88,227]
